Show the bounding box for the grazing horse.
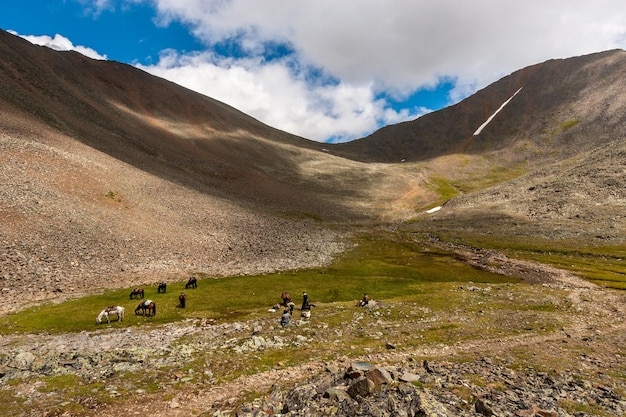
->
[96,306,125,324]
[135,300,156,316]
[130,288,144,299]
[179,292,186,308]
[157,282,167,293]
[185,276,197,289]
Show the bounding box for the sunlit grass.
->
[0,233,516,335]
[408,229,626,290]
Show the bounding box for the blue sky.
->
[2,1,626,143]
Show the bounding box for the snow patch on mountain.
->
[473,87,523,136]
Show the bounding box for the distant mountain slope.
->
[333,49,626,164]
[2,29,430,223]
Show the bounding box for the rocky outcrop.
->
[233,358,625,417]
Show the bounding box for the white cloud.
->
[133,0,626,141]
[12,31,107,60]
[16,1,626,141]
[137,50,420,142]
[146,0,626,88]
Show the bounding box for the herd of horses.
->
[96,277,198,324]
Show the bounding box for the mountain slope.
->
[333,49,626,165]
[0,29,416,220]
[1,29,625,417]
[0,30,419,313]
[1,27,625,315]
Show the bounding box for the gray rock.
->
[347,376,375,398]
[399,372,422,382]
[325,387,352,403]
[11,351,36,370]
[414,390,455,417]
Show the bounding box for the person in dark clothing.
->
[301,291,315,311]
[359,293,370,307]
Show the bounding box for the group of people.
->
[280,291,315,327]
[278,291,371,326]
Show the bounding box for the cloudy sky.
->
[2,1,625,142]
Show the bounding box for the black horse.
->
[157,282,167,293]
[185,276,197,289]
[179,293,186,308]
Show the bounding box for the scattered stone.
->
[346,377,375,398]
[365,367,392,386]
[11,351,36,370]
[475,396,495,416]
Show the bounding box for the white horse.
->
[96,306,125,324]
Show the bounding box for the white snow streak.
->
[473,87,523,136]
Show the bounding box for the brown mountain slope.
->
[0,29,418,220]
[405,137,626,248]
[333,49,626,165]
[0,29,427,313]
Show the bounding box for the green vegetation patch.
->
[425,175,461,203]
[0,234,517,335]
[412,229,626,290]
[560,119,580,131]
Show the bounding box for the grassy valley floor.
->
[1,233,625,416]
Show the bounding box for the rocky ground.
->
[0,122,348,317]
[1,247,624,417]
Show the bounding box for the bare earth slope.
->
[411,137,626,247]
[0,30,424,313]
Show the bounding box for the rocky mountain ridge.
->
[334,49,626,164]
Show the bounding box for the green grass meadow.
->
[424,231,626,290]
[0,234,517,335]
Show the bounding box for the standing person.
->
[280,308,291,327]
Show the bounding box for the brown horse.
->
[135,300,156,316]
[130,288,144,299]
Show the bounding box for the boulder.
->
[365,367,392,385]
[347,376,376,398]
[11,351,36,370]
